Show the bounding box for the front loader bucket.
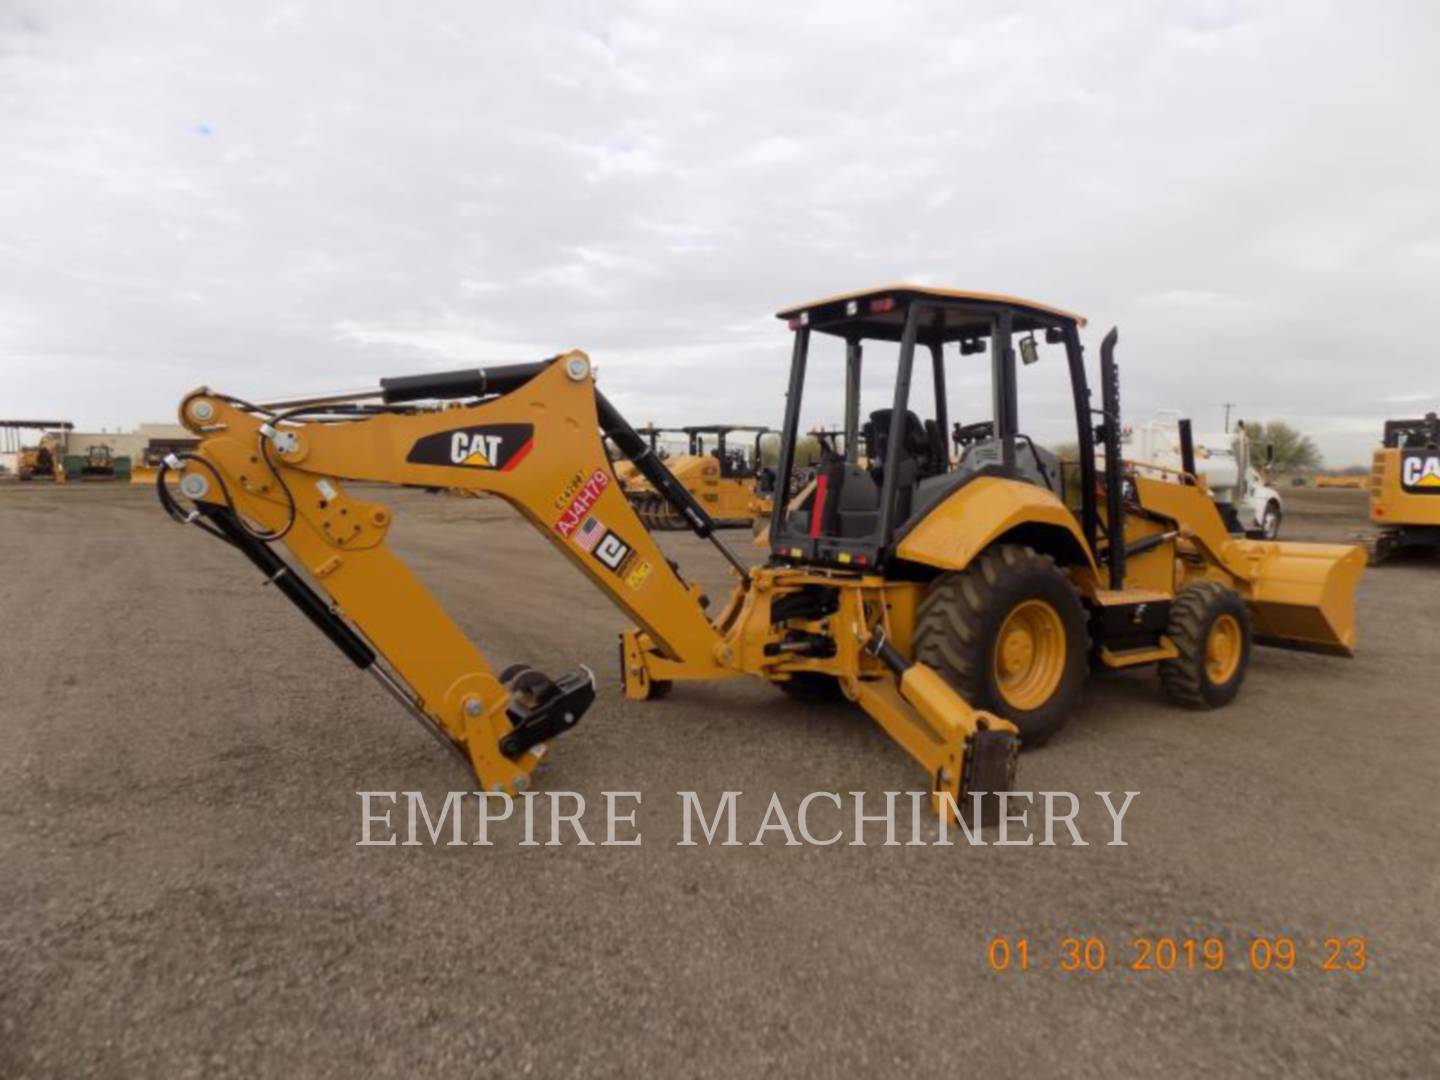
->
[1235,541,1366,657]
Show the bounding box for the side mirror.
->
[1019,336,1040,366]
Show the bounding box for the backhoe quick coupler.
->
[497,665,597,760]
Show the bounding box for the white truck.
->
[1125,413,1283,539]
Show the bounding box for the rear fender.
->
[893,477,1097,577]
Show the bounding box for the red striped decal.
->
[809,472,829,538]
[501,437,534,471]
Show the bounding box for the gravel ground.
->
[1,483,1437,1078]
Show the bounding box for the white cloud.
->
[1,0,1437,464]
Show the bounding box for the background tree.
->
[1242,419,1322,473]
[759,435,821,466]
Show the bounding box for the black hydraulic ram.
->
[379,363,550,404]
[197,502,377,668]
[595,394,748,577]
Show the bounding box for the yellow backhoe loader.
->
[610,425,682,487]
[1368,412,1440,563]
[157,287,1364,820]
[624,425,774,530]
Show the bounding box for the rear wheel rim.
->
[1206,613,1243,683]
[993,599,1067,711]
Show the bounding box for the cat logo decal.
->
[407,424,534,472]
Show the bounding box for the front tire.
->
[1159,581,1252,708]
[1261,501,1281,540]
[914,544,1089,745]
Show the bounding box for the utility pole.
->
[1222,402,1236,432]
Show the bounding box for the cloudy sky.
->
[2,0,1436,464]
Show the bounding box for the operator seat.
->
[863,408,949,523]
[865,409,944,483]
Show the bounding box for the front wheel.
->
[1159,581,1252,708]
[914,544,1089,745]
[1260,501,1282,540]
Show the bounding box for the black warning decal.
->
[407,424,534,471]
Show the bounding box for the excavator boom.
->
[163,351,1015,813]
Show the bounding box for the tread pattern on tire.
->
[913,543,1089,744]
[1159,579,1251,708]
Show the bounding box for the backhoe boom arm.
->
[168,352,731,794]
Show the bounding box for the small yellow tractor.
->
[1368,412,1440,563]
[62,442,131,482]
[157,286,1364,820]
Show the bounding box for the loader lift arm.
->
[162,351,1015,811]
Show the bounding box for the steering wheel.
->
[953,420,994,449]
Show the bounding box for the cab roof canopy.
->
[775,285,1086,343]
[682,424,770,435]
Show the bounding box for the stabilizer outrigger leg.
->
[861,628,1019,825]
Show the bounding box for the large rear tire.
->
[1159,581,1251,708]
[914,544,1089,746]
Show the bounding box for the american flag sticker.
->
[574,516,606,553]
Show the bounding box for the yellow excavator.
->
[4,422,71,481]
[623,425,774,529]
[157,286,1364,820]
[1368,412,1440,563]
[17,440,63,482]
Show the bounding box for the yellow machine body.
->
[1315,473,1366,489]
[624,452,760,528]
[1366,434,1440,562]
[17,434,66,482]
[162,287,1366,819]
[1125,476,1363,656]
[887,473,1361,657]
[1370,446,1440,526]
[173,355,1014,816]
[133,463,182,486]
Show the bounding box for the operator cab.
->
[682,425,774,481]
[767,286,1098,569]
